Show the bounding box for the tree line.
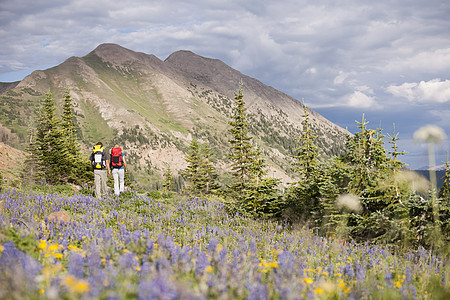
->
[182,84,449,251]
[17,87,450,251]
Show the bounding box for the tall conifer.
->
[226,83,282,218]
[35,92,68,184]
[227,84,255,189]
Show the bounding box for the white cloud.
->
[346,91,381,109]
[387,79,450,103]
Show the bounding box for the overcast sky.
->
[1,0,449,169]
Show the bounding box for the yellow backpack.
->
[92,145,105,169]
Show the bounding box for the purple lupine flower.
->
[247,282,268,300]
[344,262,355,278]
[196,251,209,275]
[68,252,85,278]
[138,271,178,300]
[0,241,42,294]
[146,239,154,254]
[384,264,393,286]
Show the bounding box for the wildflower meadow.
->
[0,188,449,299]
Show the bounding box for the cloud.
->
[386,79,450,103]
[1,0,450,170]
[346,91,381,110]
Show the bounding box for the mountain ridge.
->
[0,43,350,189]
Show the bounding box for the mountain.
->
[0,43,349,189]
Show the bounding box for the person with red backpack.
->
[110,144,128,196]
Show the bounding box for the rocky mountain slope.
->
[0,43,349,189]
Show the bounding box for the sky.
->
[1,0,449,169]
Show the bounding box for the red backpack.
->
[110,147,123,168]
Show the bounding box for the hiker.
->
[110,144,127,196]
[90,142,110,198]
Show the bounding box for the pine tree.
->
[184,139,219,195]
[183,139,206,194]
[199,142,219,194]
[35,92,69,184]
[292,103,319,182]
[226,83,282,218]
[438,155,450,243]
[387,123,407,172]
[342,116,413,245]
[60,89,91,184]
[162,164,174,194]
[285,103,323,225]
[439,154,450,201]
[227,84,255,189]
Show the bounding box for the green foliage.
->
[439,155,450,201]
[284,114,448,251]
[292,103,320,181]
[162,164,174,194]
[285,103,325,227]
[23,91,91,186]
[227,85,255,188]
[226,84,283,218]
[182,139,219,195]
[387,123,407,171]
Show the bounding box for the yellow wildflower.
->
[63,274,90,293]
[0,244,4,253]
[205,266,213,273]
[38,240,48,250]
[48,244,59,252]
[304,278,314,284]
[314,288,324,294]
[394,281,402,288]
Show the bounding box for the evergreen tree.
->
[34,92,69,184]
[183,139,206,194]
[227,84,255,189]
[292,103,319,182]
[438,155,450,243]
[183,139,219,195]
[439,154,450,201]
[285,103,324,226]
[162,164,174,194]
[387,123,407,172]
[60,89,91,184]
[226,84,282,218]
[199,142,219,194]
[342,116,413,245]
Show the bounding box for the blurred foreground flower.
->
[336,194,362,212]
[413,125,447,144]
[63,274,90,293]
[393,170,430,194]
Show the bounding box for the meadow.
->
[0,188,449,299]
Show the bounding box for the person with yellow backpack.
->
[90,142,111,198]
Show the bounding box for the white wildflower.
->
[413,125,447,144]
[336,194,362,212]
[394,170,430,194]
